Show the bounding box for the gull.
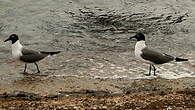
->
[4,34,61,73]
[130,32,188,76]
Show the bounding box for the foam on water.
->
[80,53,195,80]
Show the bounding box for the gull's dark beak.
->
[4,38,10,42]
[129,35,136,40]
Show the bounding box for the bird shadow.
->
[20,72,50,77]
[13,72,51,86]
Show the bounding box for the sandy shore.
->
[1,91,195,110]
[0,77,195,109]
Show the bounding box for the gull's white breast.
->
[11,41,23,59]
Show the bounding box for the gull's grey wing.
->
[141,47,174,64]
[20,48,48,63]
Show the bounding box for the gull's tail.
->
[40,51,62,56]
[175,57,188,62]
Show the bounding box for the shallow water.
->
[0,0,195,94]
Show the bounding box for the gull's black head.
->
[4,34,19,44]
[130,32,145,41]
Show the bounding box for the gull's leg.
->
[152,65,156,76]
[34,63,40,73]
[24,64,27,73]
[146,65,152,76]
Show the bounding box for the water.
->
[0,0,195,94]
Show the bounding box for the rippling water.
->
[0,0,195,89]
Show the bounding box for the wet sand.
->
[0,0,195,109]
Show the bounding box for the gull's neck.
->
[134,40,147,61]
[11,40,23,59]
[135,40,146,51]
